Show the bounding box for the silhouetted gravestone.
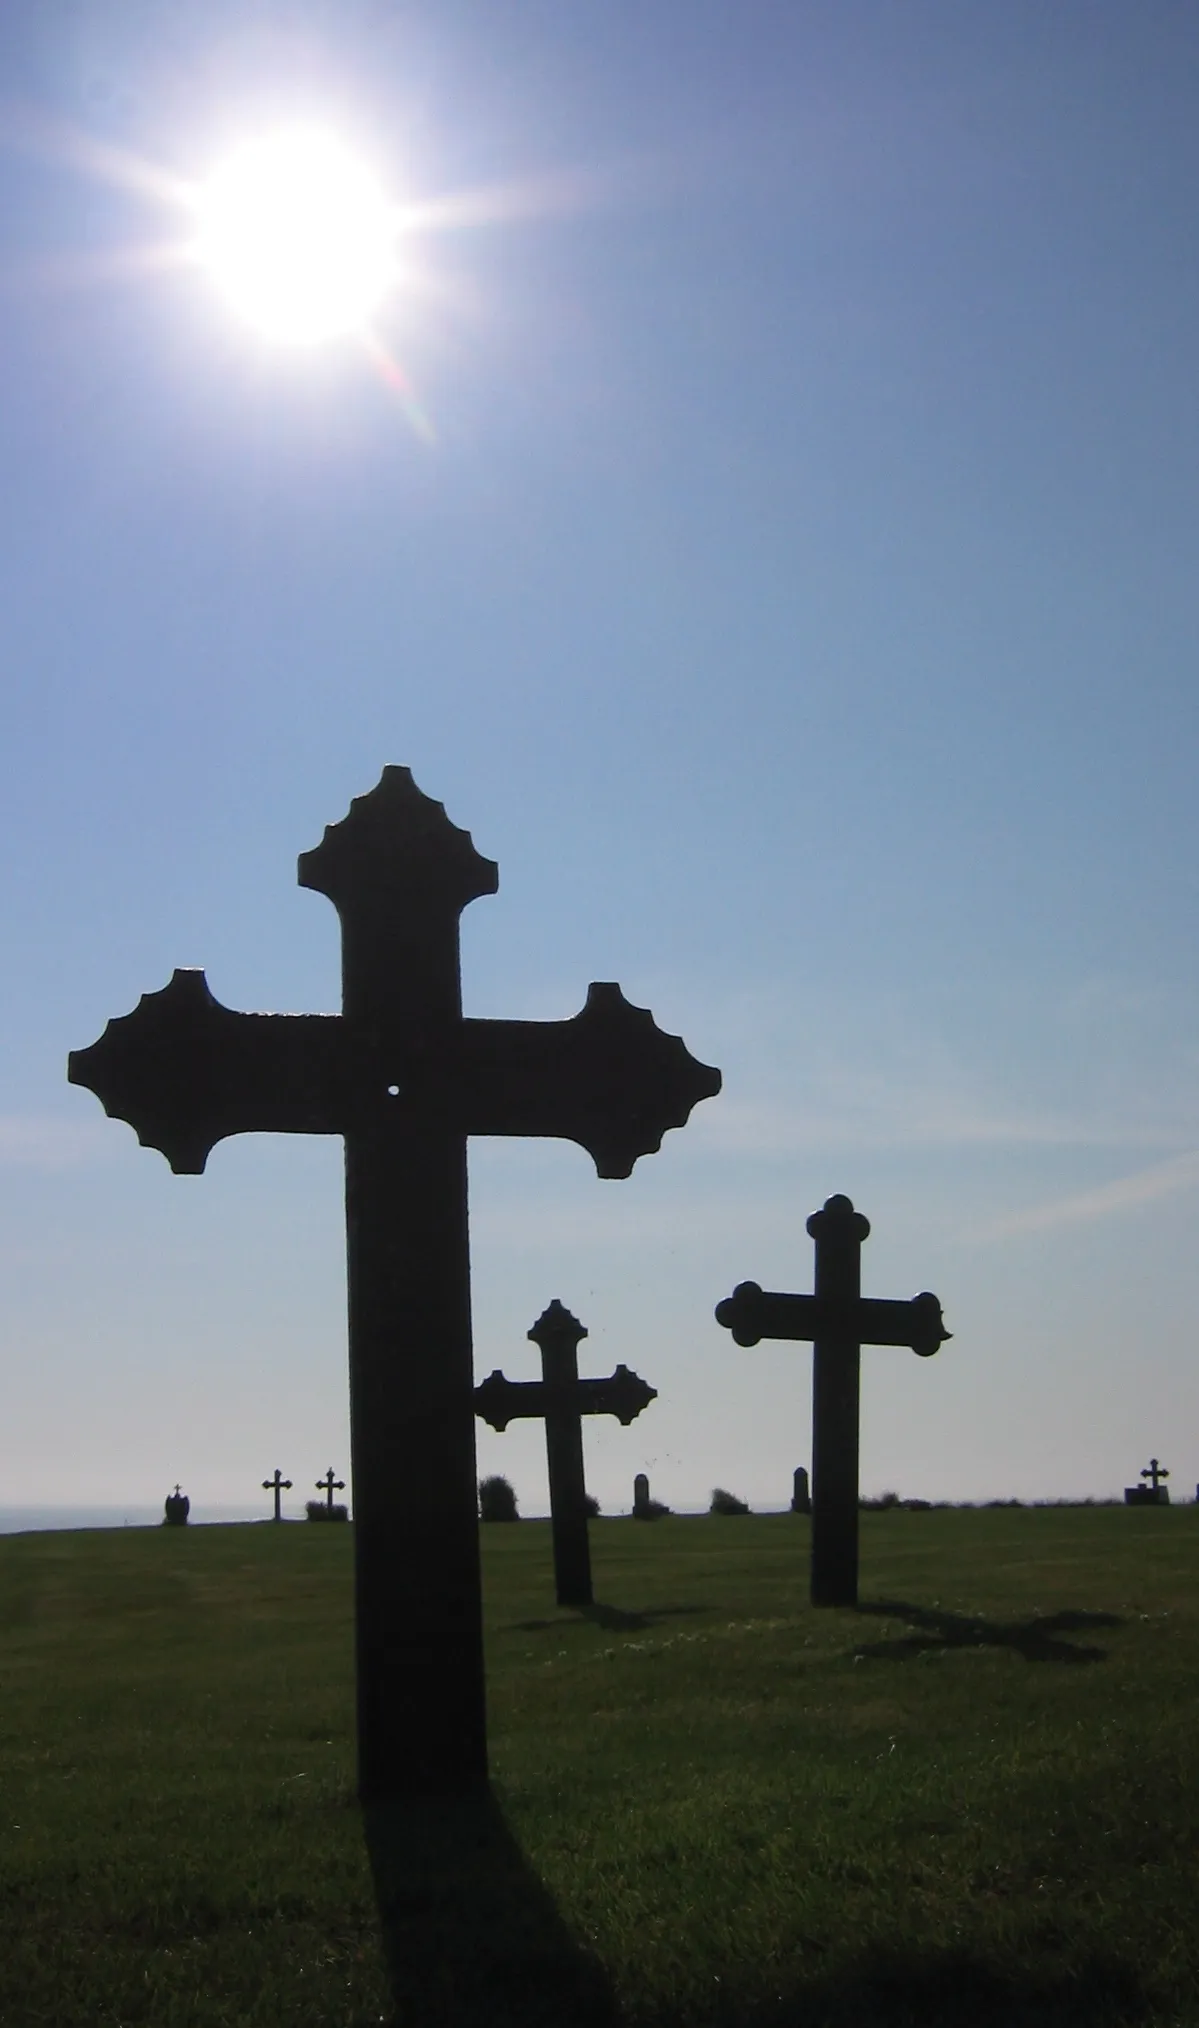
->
[716,1194,949,1607]
[263,1468,292,1522]
[791,1465,811,1514]
[164,1484,189,1526]
[1126,1458,1170,1506]
[475,1300,656,1607]
[633,1471,651,1517]
[68,767,719,1799]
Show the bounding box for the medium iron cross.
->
[1141,1458,1169,1493]
[69,767,719,1798]
[262,1469,292,1522]
[716,1194,949,1607]
[474,1298,656,1607]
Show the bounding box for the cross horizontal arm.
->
[474,1364,657,1431]
[68,974,720,1181]
[67,970,343,1174]
[715,1282,950,1357]
[460,984,720,1178]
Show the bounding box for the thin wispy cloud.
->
[687,1092,1192,1160]
[974,1149,1199,1243]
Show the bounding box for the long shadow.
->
[510,1601,712,1633]
[365,1790,617,2028]
[854,1597,1123,1665]
[737,1941,1153,2026]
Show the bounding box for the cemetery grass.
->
[0,1513,1196,2026]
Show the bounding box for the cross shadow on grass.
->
[365,1791,617,2028]
[510,1602,711,1633]
[853,1597,1123,1664]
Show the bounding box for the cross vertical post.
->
[68,768,719,1800]
[715,1194,949,1609]
[808,1195,869,1607]
[474,1300,656,1607]
[263,1469,292,1522]
[532,1301,591,1606]
[298,786,499,1800]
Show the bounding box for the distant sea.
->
[0,1506,287,1535]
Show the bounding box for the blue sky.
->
[2,2,1198,1517]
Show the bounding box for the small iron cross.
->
[69,767,719,1798]
[716,1194,949,1607]
[262,1468,292,1522]
[316,1468,345,1512]
[1141,1458,1169,1494]
[475,1299,656,1607]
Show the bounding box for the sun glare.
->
[193,131,398,345]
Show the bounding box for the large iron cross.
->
[474,1298,656,1608]
[68,768,720,1798]
[716,1194,948,1608]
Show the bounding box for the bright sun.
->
[193,131,398,345]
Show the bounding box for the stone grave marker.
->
[716,1193,949,1607]
[164,1484,189,1526]
[633,1471,651,1518]
[475,1299,656,1606]
[791,1465,811,1514]
[263,1468,292,1522]
[69,767,719,1798]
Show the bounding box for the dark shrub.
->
[710,1488,750,1516]
[860,1490,901,1510]
[163,1491,189,1527]
[633,1498,671,1520]
[305,1500,348,1522]
[582,1493,601,1518]
[479,1475,519,1522]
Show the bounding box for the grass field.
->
[1,1507,1196,2026]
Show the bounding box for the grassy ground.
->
[1,1508,1196,2026]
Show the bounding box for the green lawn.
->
[1,1508,1196,2025]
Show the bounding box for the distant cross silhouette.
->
[1141,1458,1169,1493]
[164,1484,189,1526]
[69,767,719,1799]
[316,1467,346,1511]
[716,1194,949,1607]
[263,1469,292,1522]
[475,1300,656,1606]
